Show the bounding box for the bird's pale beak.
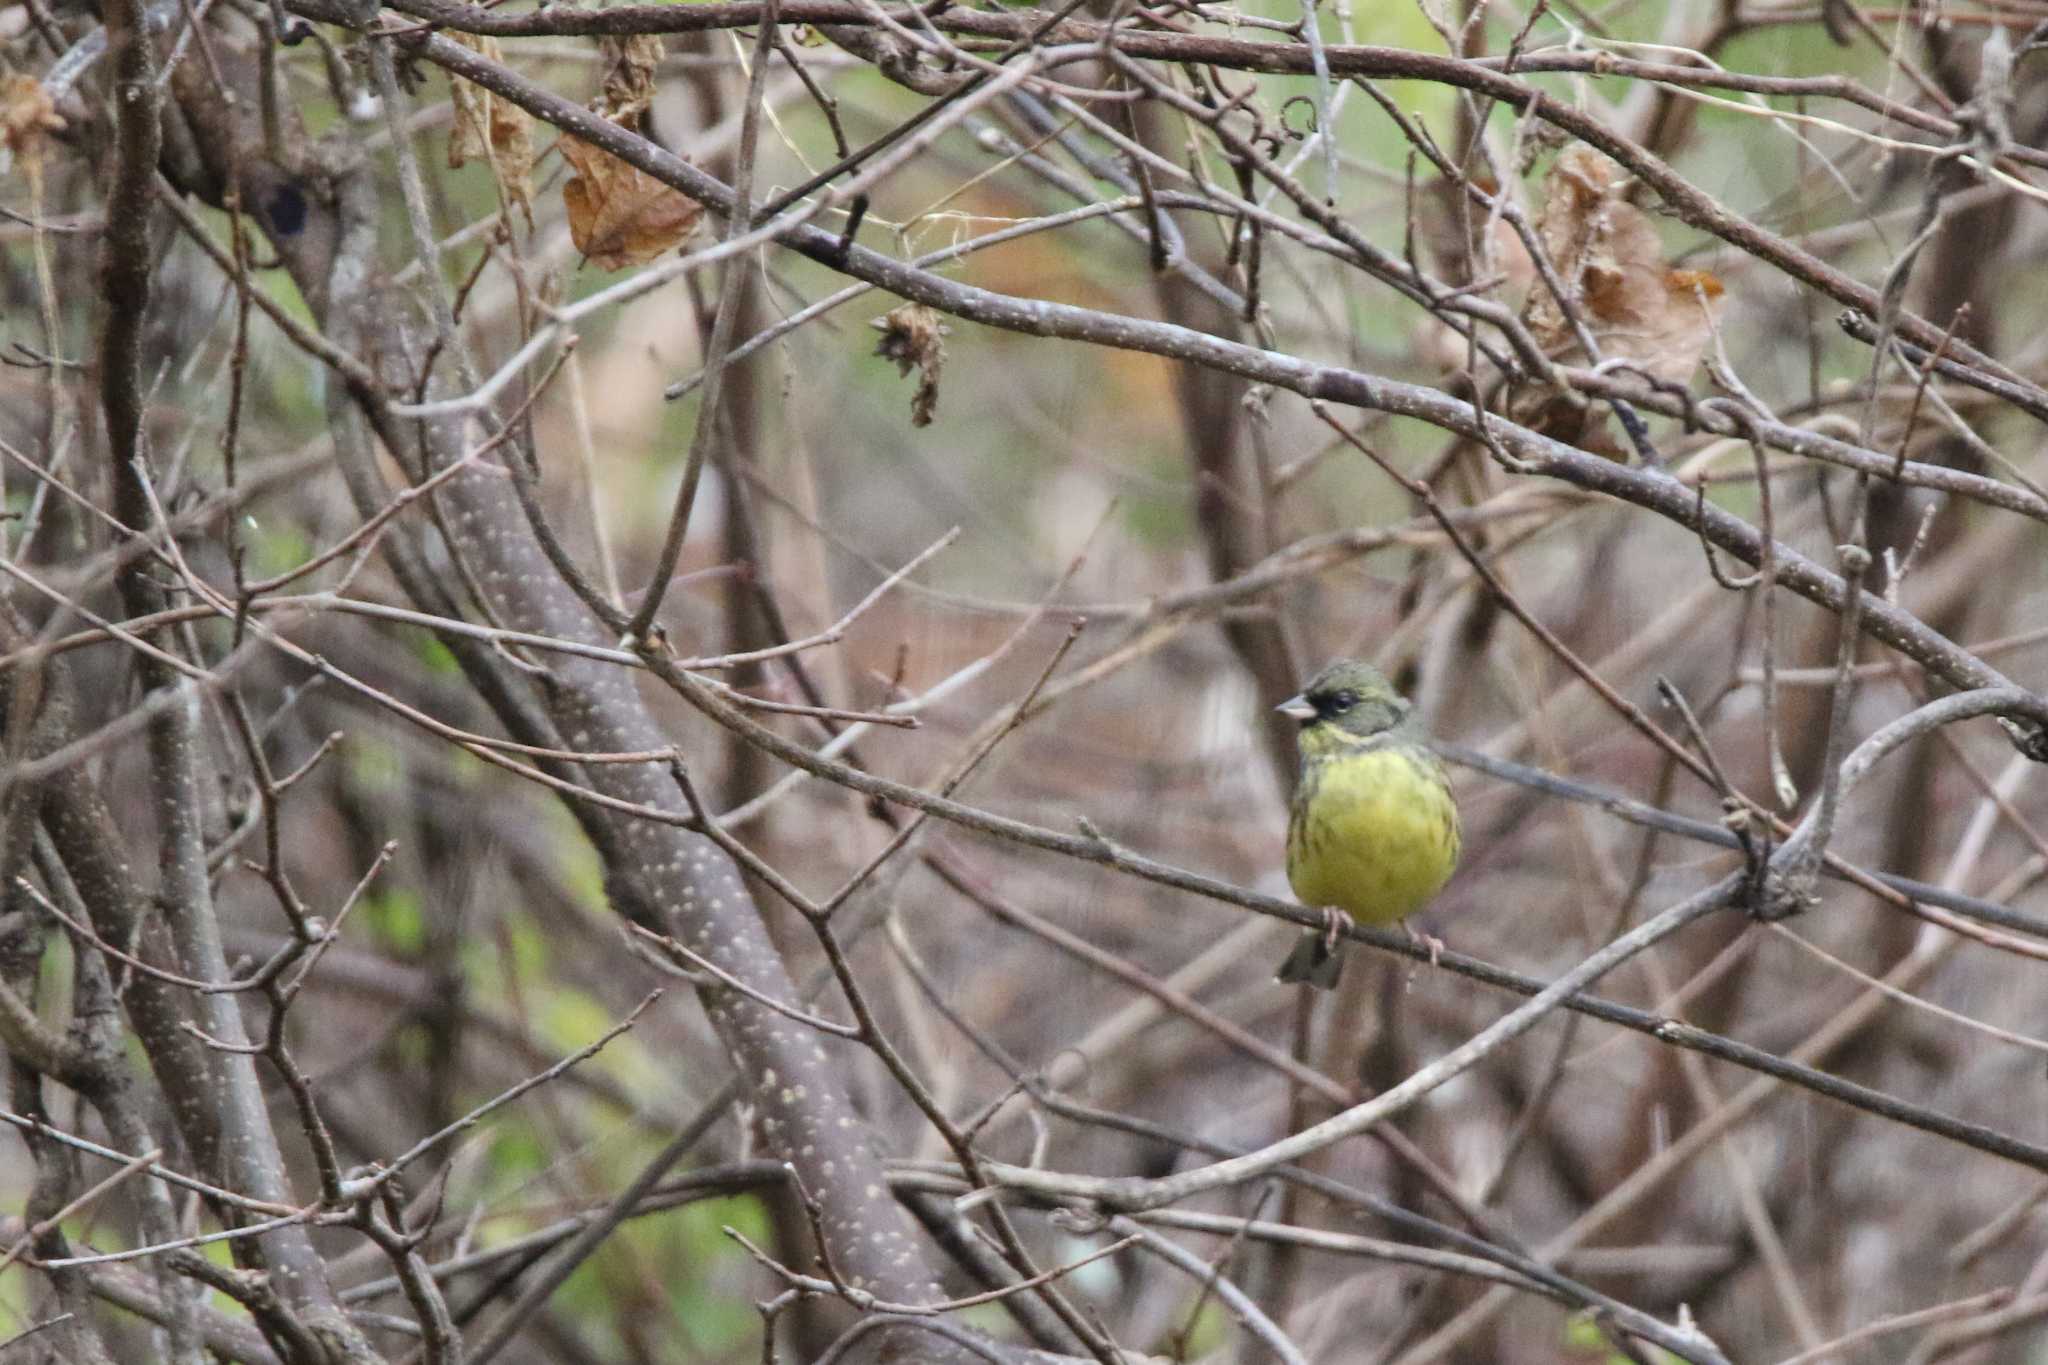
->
[1276,694,1316,723]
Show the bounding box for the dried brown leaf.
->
[1514,146,1726,456]
[871,304,949,427]
[447,36,536,228]
[596,34,666,122]
[1526,146,1724,384]
[1,74,64,177]
[558,132,702,271]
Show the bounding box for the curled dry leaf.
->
[558,131,703,271]
[871,303,948,427]
[557,39,696,272]
[1527,145,1724,383]
[1,74,65,178]
[1514,145,1725,456]
[596,34,666,123]
[446,34,536,228]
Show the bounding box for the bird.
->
[1276,660,1462,989]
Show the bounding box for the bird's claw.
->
[1402,924,1444,990]
[1320,905,1346,957]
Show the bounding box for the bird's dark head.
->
[1277,660,1411,742]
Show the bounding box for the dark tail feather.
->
[1276,931,1344,990]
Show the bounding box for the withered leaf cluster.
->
[559,34,702,271]
[447,33,701,270]
[1515,146,1724,454]
[1526,146,1725,383]
[871,302,949,427]
[446,34,536,227]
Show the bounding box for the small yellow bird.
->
[1277,660,1461,989]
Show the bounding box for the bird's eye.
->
[1329,690,1358,712]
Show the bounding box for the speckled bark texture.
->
[437,471,943,1298]
[322,133,948,1356]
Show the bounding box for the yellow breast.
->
[1286,745,1460,927]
